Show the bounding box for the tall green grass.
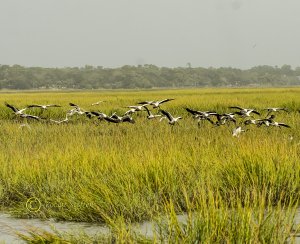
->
[0,88,299,242]
[17,190,300,243]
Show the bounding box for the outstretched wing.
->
[279,123,291,128]
[5,102,19,112]
[251,110,260,115]
[138,101,152,105]
[104,117,120,123]
[22,114,40,120]
[185,108,200,115]
[47,104,61,107]
[27,104,42,108]
[121,115,135,124]
[160,110,173,121]
[143,106,151,116]
[234,111,244,116]
[159,98,175,104]
[91,111,101,116]
[69,103,79,107]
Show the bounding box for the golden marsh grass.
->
[0,87,300,242]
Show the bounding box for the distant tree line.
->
[0,64,300,90]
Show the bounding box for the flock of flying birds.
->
[3,98,299,137]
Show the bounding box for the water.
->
[0,212,299,243]
[0,213,108,243]
[292,213,300,244]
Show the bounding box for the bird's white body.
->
[232,126,245,137]
[91,101,105,106]
[127,105,146,111]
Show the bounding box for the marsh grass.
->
[0,88,300,242]
[157,199,298,243]
[17,192,300,243]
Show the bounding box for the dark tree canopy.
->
[0,64,300,90]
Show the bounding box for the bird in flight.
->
[91,101,106,106]
[270,121,291,128]
[68,103,87,115]
[160,109,182,125]
[27,104,61,110]
[262,107,289,116]
[126,105,147,111]
[232,126,246,137]
[138,99,175,108]
[5,102,28,115]
[229,106,260,117]
[5,102,41,120]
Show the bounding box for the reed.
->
[0,87,299,242]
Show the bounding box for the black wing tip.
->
[91,111,100,116]
[185,108,196,115]
[143,106,150,114]
[161,98,175,103]
[160,109,172,120]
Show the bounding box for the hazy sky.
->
[1,0,300,69]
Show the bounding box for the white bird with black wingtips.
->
[138,98,175,108]
[160,109,182,125]
[263,107,288,116]
[5,102,28,115]
[27,104,61,110]
[229,106,260,117]
[5,102,41,120]
[126,105,146,111]
[124,108,138,116]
